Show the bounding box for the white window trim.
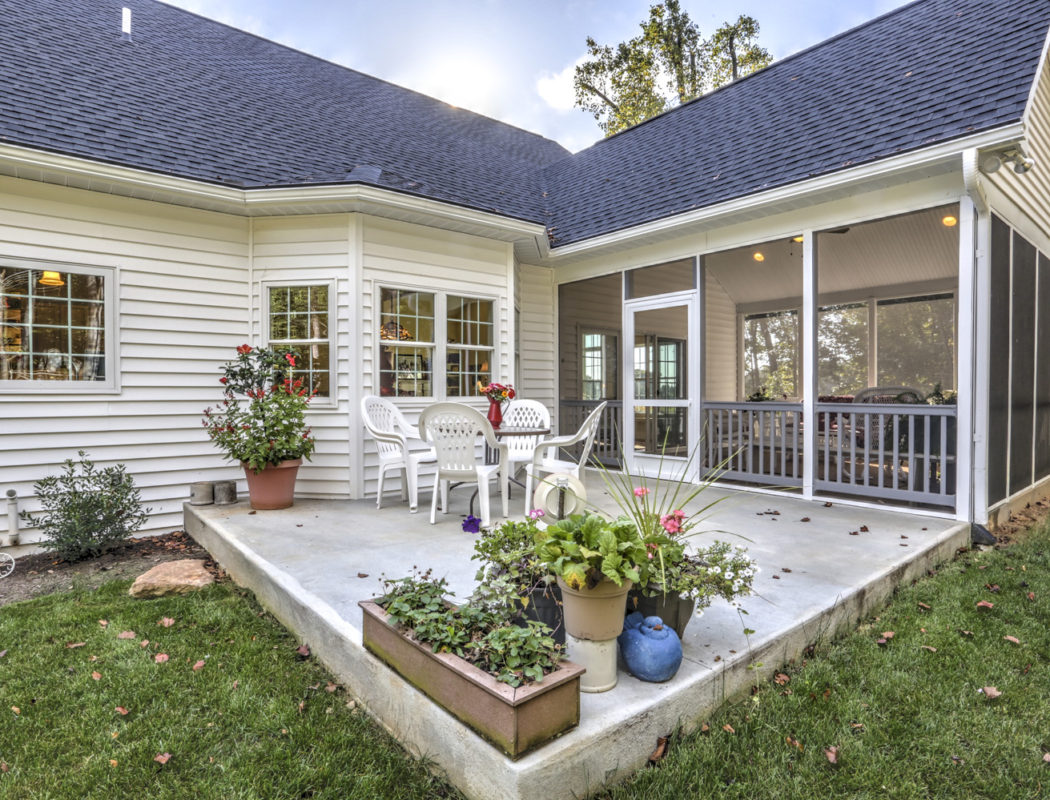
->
[0,258,119,394]
[375,282,500,403]
[262,279,337,409]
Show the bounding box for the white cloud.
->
[536,56,586,112]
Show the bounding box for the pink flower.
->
[527,509,545,520]
[659,509,687,535]
[285,353,296,367]
[633,487,650,498]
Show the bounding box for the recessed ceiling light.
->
[753,252,765,262]
[942,215,958,227]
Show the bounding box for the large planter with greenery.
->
[360,601,583,758]
[203,345,316,510]
[361,569,581,758]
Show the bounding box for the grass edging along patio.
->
[359,600,584,758]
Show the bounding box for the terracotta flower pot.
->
[556,576,632,640]
[241,458,301,510]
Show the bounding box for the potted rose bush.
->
[202,345,315,509]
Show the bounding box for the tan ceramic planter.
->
[359,600,585,759]
[241,458,301,510]
[556,576,632,640]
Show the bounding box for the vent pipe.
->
[5,489,18,547]
[122,7,132,40]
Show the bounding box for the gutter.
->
[544,124,1027,259]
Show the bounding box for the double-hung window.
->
[266,284,333,399]
[378,287,494,399]
[0,261,114,390]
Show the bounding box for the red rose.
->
[236,344,251,355]
[219,377,227,384]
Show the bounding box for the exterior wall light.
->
[942,215,958,227]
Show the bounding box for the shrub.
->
[21,451,150,561]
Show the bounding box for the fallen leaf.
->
[0,762,8,772]
[1043,752,1050,764]
[960,629,974,637]
[154,653,169,664]
[648,735,669,764]
[0,650,6,658]
[109,759,118,767]
[154,752,171,765]
[111,731,118,739]
[117,631,136,640]
[774,673,790,685]
[782,567,793,573]
[11,706,19,715]
[876,638,888,646]
[700,723,710,733]
[296,644,310,658]
[297,700,306,713]
[823,689,831,700]
[91,671,102,681]
[786,736,803,751]
[1004,636,1020,645]
[1028,592,1036,601]
[89,655,98,662]
[921,645,937,653]
[850,722,864,730]
[772,574,781,580]
[115,706,129,716]
[66,642,86,649]
[824,502,833,507]
[951,755,964,765]
[193,660,205,671]
[860,525,869,532]
[325,682,338,693]
[900,535,909,540]
[981,686,1002,699]
[849,531,859,536]
[976,601,994,610]
[882,631,895,639]
[158,618,175,628]
[98,620,108,628]
[918,602,931,610]
[800,517,811,522]
[232,680,239,690]
[723,724,735,734]
[986,583,1001,593]
[824,746,839,764]
[356,572,369,579]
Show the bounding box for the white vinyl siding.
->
[0,176,250,540]
[516,262,556,428]
[251,216,353,499]
[703,269,737,401]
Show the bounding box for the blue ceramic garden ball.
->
[618,612,683,682]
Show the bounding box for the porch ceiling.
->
[707,204,960,308]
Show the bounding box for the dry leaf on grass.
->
[158,618,175,628]
[98,620,108,628]
[91,671,101,681]
[193,660,205,671]
[976,601,995,610]
[153,752,171,765]
[115,706,129,716]
[824,746,840,764]
[1004,635,1021,645]
[296,644,311,658]
[723,724,735,734]
[981,686,1002,699]
[154,653,169,664]
[920,645,937,653]
[774,673,790,685]
[117,631,136,640]
[66,642,86,649]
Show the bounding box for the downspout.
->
[961,148,987,532]
[962,148,989,214]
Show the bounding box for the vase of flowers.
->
[202,345,316,510]
[478,381,515,429]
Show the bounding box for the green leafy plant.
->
[20,451,150,562]
[925,382,957,405]
[472,518,553,594]
[202,345,316,473]
[378,569,562,687]
[532,513,647,590]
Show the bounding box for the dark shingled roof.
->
[0,0,570,222]
[542,0,1050,245]
[1,0,1048,246]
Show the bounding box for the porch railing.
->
[558,400,623,466]
[702,402,803,487]
[814,402,956,506]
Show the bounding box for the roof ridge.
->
[572,0,935,153]
[150,0,568,157]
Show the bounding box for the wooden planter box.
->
[359,600,584,759]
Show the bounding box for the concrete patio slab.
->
[184,476,968,800]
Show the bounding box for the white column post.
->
[347,214,364,499]
[802,230,818,499]
[970,206,992,523]
[954,196,977,521]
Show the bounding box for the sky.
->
[163,0,913,153]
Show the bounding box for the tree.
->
[574,2,772,136]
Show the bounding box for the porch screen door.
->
[624,296,699,479]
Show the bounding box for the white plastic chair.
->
[500,399,552,480]
[524,401,607,515]
[361,395,436,512]
[418,402,508,527]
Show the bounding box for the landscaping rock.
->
[129,559,213,597]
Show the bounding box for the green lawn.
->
[3,522,1049,800]
[0,581,458,799]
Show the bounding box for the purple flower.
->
[462,515,482,534]
[527,508,545,520]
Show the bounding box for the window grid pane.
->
[1,266,105,382]
[742,310,798,398]
[268,285,331,397]
[446,348,490,397]
[379,345,433,397]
